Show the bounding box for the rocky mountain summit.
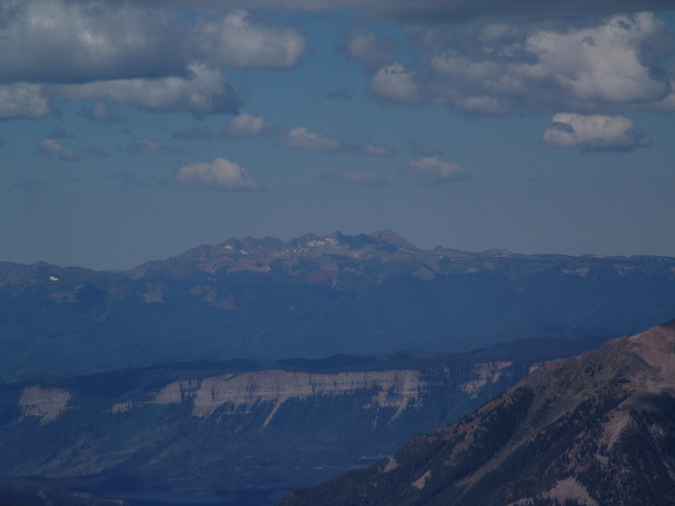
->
[2,230,675,381]
[128,230,422,281]
[279,320,675,506]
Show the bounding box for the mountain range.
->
[2,230,675,382]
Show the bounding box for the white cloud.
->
[277,127,345,152]
[367,13,675,115]
[194,11,307,70]
[362,142,396,157]
[542,113,653,152]
[0,65,241,119]
[0,0,184,84]
[0,2,307,85]
[220,113,276,140]
[277,127,396,156]
[0,83,51,119]
[37,139,80,161]
[320,170,389,187]
[50,64,241,117]
[175,158,264,191]
[405,157,469,185]
[367,63,422,106]
[344,30,395,71]
[127,139,181,155]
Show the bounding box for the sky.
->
[2,0,675,270]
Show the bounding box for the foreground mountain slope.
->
[0,338,606,495]
[2,230,675,381]
[279,320,675,506]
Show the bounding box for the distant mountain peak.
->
[368,229,419,250]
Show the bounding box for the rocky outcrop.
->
[154,369,422,423]
[458,362,513,396]
[19,385,71,424]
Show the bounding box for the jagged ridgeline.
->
[278,320,675,506]
[2,230,675,382]
[0,337,606,495]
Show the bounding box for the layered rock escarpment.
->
[0,353,538,492]
[154,369,423,422]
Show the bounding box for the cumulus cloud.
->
[366,13,675,115]
[362,142,396,157]
[278,127,346,152]
[320,170,389,187]
[542,113,653,152]
[127,138,182,155]
[51,63,241,117]
[80,144,111,157]
[367,63,422,106]
[175,158,263,191]
[0,0,181,84]
[76,102,126,123]
[277,127,395,156]
[0,83,52,119]
[0,64,240,119]
[405,156,469,185]
[37,138,80,161]
[219,113,277,141]
[0,2,307,85]
[343,30,396,71]
[193,11,307,70]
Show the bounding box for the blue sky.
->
[2,1,675,270]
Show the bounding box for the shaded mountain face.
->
[0,338,606,495]
[2,229,675,381]
[278,320,675,506]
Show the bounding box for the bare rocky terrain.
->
[279,319,675,506]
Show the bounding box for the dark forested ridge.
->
[2,230,675,381]
[279,320,675,506]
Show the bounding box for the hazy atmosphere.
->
[2,0,675,270]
